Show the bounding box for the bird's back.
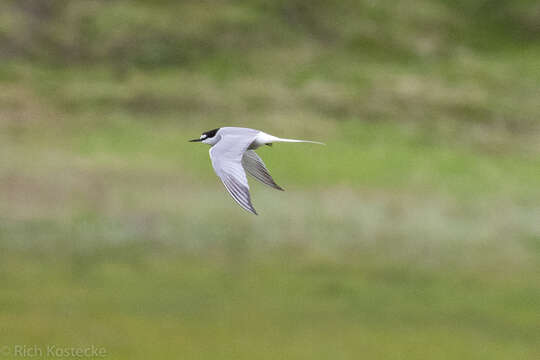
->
[219,127,260,138]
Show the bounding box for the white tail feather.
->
[257,132,325,146]
[273,138,325,145]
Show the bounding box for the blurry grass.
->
[1,0,540,358]
[0,248,539,360]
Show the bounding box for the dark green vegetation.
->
[1,1,539,359]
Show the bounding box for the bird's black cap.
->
[189,128,220,142]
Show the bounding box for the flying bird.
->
[190,127,324,215]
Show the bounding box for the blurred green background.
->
[1,0,539,359]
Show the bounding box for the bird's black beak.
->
[189,138,203,142]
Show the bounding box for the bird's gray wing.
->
[209,134,259,215]
[242,150,284,191]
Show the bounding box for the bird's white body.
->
[191,127,324,215]
[201,127,322,148]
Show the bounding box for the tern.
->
[189,127,324,215]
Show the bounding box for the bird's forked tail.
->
[261,133,325,145]
[273,138,325,145]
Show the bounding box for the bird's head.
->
[189,128,220,145]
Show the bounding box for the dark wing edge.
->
[220,174,258,215]
[241,150,284,191]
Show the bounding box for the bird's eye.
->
[200,134,207,139]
